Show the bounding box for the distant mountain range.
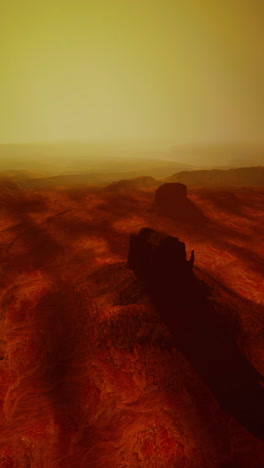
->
[1,166,263,190]
[103,167,264,191]
[0,142,263,175]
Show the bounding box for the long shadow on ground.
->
[127,228,264,441]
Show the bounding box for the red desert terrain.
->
[0,172,263,467]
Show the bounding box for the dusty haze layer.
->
[1,0,264,147]
[0,143,263,178]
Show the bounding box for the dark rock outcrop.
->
[127,227,194,294]
[154,182,208,225]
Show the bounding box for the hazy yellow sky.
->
[1,0,264,144]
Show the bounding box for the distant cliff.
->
[165,166,264,187]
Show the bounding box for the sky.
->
[0,0,264,145]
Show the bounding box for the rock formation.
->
[127,227,194,295]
